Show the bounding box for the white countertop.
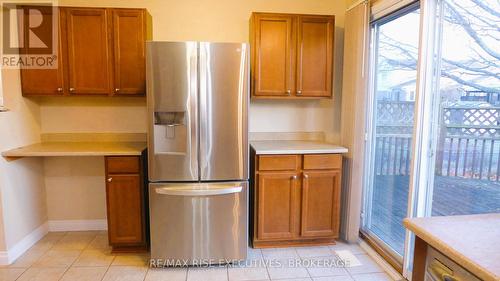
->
[250,140,348,155]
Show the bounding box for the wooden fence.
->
[374,101,500,181]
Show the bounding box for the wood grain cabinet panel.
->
[106,174,143,245]
[66,8,112,95]
[256,172,299,240]
[106,156,140,174]
[19,6,65,96]
[111,9,146,96]
[250,12,334,99]
[20,6,148,97]
[258,155,298,171]
[251,13,295,97]
[252,152,342,247]
[105,156,147,252]
[303,154,342,170]
[296,16,334,97]
[301,170,341,238]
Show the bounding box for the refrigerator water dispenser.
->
[153,112,187,154]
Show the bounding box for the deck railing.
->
[374,101,500,181]
[436,105,500,181]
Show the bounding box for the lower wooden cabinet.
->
[257,172,300,240]
[251,153,342,247]
[301,170,341,238]
[105,156,148,252]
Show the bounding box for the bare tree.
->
[378,0,500,94]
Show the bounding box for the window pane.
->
[431,0,500,216]
[363,8,420,257]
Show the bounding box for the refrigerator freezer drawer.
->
[149,182,248,265]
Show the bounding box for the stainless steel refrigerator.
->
[146,41,249,265]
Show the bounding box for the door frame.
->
[402,0,443,278]
[362,0,475,279]
[361,1,426,278]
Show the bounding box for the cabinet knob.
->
[57,87,63,92]
[115,88,120,93]
[297,90,302,95]
[69,87,75,92]
[291,175,297,180]
[286,90,291,95]
[303,174,309,179]
[107,177,112,183]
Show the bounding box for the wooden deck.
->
[369,175,500,255]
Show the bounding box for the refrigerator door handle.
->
[155,185,242,196]
[198,42,210,178]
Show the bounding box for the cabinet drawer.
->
[258,155,298,171]
[303,154,341,170]
[106,156,140,174]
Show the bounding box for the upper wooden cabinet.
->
[111,9,146,96]
[66,8,112,95]
[296,16,334,97]
[250,14,295,97]
[20,6,148,97]
[250,12,335,99]
[19,7,65,96]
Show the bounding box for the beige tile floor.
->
[0,231,396,281]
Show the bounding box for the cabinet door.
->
[296,16,334,98]
[300,170,341,238]
[252,13,295,97]
[256,172,299,240]
[106,174,144,245]
[66,8,112,95]
[20,6,65,96]
[111,9,146,96]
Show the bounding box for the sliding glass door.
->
[362,0,500,277]
[362,4,420,259]
[427,0,500,217]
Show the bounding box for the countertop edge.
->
[253,148,348,155]
[250,141,349,155]
[2,151,143,157]
[1,142,146,158]
[403,218,498,281]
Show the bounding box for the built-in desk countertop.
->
[0,134,149,252]
[404,214,500,281]
[1,141,146,158]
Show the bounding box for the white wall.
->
[250,99,339,135]
[44,157,106,221]
[0,68,47,256]
[39,97,147,133]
